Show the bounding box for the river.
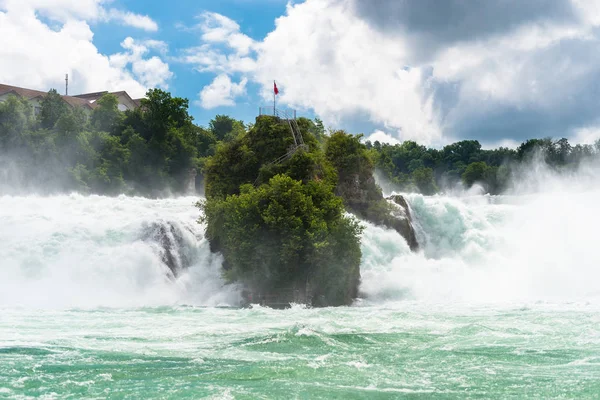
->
[1,179,599,398]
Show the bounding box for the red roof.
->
[0,83,144,110]
[0,84,94,109]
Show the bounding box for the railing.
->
[253,106,307,186]
[259,107,296,119]
[253,144,309,186]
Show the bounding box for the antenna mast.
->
[65,74,68,96]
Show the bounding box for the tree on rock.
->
[202,175,362,306]
[199,115,363,307]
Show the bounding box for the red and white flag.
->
[274,81,279,95]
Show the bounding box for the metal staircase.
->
[275,108,305,148]
[255,107,309,185]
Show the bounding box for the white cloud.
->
[131,56,172,89]
[572,0,600,26]
[181,0,600,145]
[365,130,401,145]
[480,139,521,150]
[110,37,173,89]
[198,12,255,55]
[142,39,169,55]
[0,2,171,98]
[181,5,440,142]
[181,45,257,74]
[1,0,104,21]
[107,9,158,32]
[198,74,247,109]
[180,12,257,109]
[0,0,158,31]
[179,12,257,75]
[432,24,591,109]
[253,0,441,144]
[571,127,600,145]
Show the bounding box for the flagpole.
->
[273,80,276,116]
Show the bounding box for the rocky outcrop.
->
[386,195,419,251]
[336,171,419,251]
[140,221,194,276]
[336,174,380,208]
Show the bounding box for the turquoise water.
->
[1,190,600,398]
[2,304,600,399]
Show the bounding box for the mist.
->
[0,89,207,198]
[361,153,600,305]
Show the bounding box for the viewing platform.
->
[256,106,308,168]
[259,106,297,120]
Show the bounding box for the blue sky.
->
[90,0,290,127]
[3,0,600,148]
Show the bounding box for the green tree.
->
[91,93,122,132]
[209,115,245,141]
[40,89,68,129]
[555,138,571,165]
[194,126,217,158]
[55,106,87,137]
[442,140,482,166]
[516,138,554,161]
[314,118,326,142]
[325,130,371,181]
[462,161,491,188]
[89,133,129,193]
[412,167,437,195]
[201,175,362,306]
[0,95,33,147]
[140,88,193,140]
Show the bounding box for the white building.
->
[72,90,142,112]
[0,84,142,115]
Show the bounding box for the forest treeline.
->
[0,88,245,195]
[366,137,600,195]
[1,87,597,196]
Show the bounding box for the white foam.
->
[360,160,600,304]
[0,194,240,308]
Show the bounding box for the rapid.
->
[1,163,600,398]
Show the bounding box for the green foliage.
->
[325,130,372,181]
[461,162,493,188]
[92,93,122,132]
[368,134,597,194]
[204,140,258,199]
[204,115,328,199]
[297,117,327,144]
[324,130,387,222]
[314,118,326,141]
[201,116,363,306]
[194,126,217,158]
[0,88,206,195]
[209,114,245,142]
[4,86,599,200]
[110,88,200,193]
[55,107,87,137]
[412,167,437,195]
[40,89,68,129]
[201,175,362,306]
[462,161,487,187]
[0,95,33,148]
[140,89,193,140]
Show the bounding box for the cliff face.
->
[335,172,419,251]
[325,131,419,251]
[387,195,419,251]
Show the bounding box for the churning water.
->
[2,167,600,398]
